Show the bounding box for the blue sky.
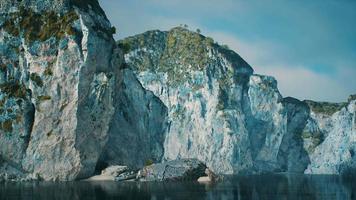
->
[100,0,356,102]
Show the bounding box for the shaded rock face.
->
[0,0,120,180]
[138,159,207,181]
[99,68,168,169]
[120,28,356,175]
[277,97,310,173]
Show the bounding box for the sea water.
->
[0,174,355,200]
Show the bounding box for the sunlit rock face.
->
[119,28,312,174]
[0,0,120,180]
[120,28,356,175]
[1,0,354,180]
[304,98,356,175]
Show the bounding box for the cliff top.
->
[118,27,253,72]
[0,0,106,17]
[304,100,348,115]
[118,27,253,87]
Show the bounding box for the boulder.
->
[87,165,136,181]
[101,166,129,177]
[137,159,207,181]
[198,168,220,183]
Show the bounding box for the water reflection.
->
[0,174,355,200]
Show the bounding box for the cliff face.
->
[119,28,291,174]
[0,0,120,180]
[100,68,168,169]
[1,0,355,181]
[303,99,356,175]
[119,28,356,175]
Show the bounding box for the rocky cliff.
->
[119,28,356,175]
[1,1,355,181]
[0,0,120,181]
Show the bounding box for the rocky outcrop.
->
[0,0,120,180]
[119,28,289,174]
[87,165,136,181]
[1,0,354,181]
[119,27,356,175]
[304,98,356,175]
[137,159,207,181]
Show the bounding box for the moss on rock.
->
[1,119,13,133]
[37,95,51,102]
[2,8,79,44]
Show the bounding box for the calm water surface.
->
[0,174,355,200]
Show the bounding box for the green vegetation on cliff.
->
[119,27,252,87]
[0,81,27,99]
[304,100,347,115]
[2,8,79,44]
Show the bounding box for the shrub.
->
[110,26,116,34]
[1,120,13,132]
[37,95,51,101]
[44,66,53,76]
[118,41,131,54]
[0,81,27,98]
[30,73,43,87]
[145,159,154,166]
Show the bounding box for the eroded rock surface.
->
[1,0,355,181]
[0,0,119,180]
[304,98,356,175]
[120,28,356,175]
